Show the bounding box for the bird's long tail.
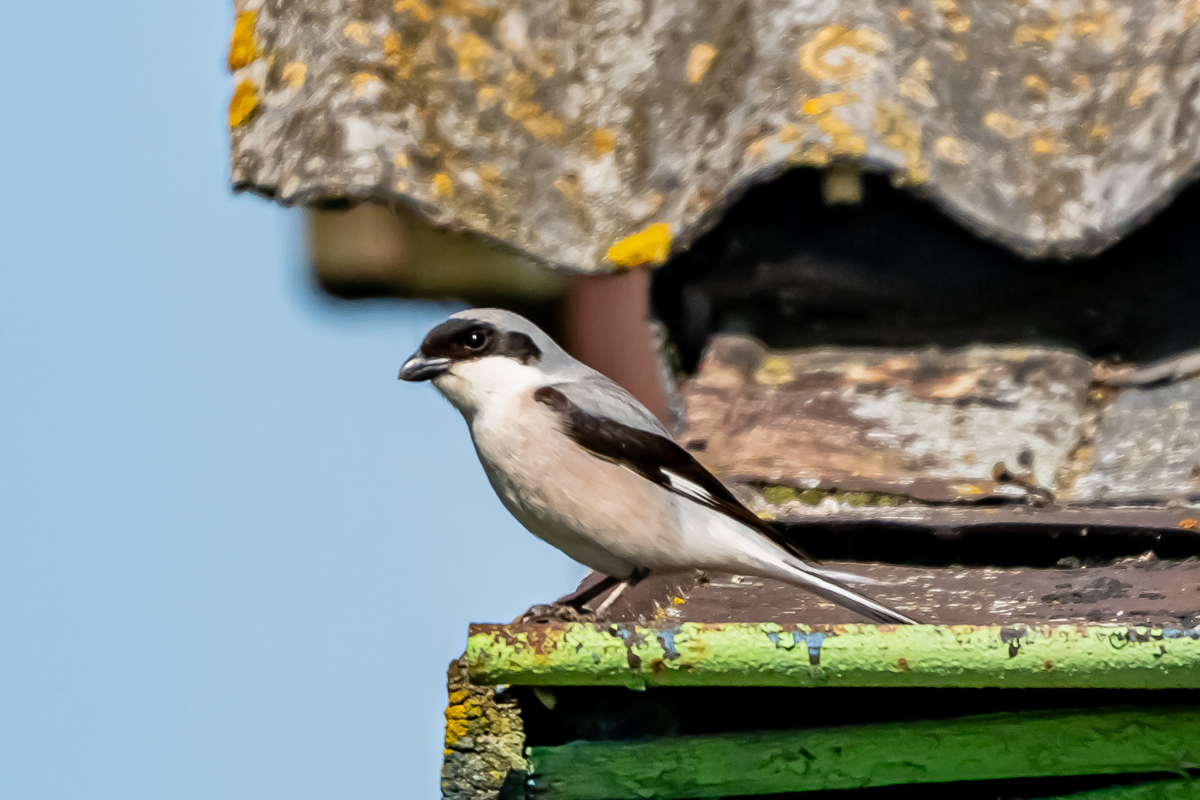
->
[775,557,920,625]
[690,499,919,623]
[805,565,887,586]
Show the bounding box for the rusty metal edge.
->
[466,622,1200,689]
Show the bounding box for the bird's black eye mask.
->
[419,319,542,364]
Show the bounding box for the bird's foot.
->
[514,603,596,624]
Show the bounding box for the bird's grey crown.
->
[449,308,575,376]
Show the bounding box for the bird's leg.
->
[591,568,650,618]
[516,575,620,622]
[560,575,621,609]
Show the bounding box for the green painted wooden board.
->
[468,623,1200,688]
[526,707,1200,799]
[1053,780,1200,800]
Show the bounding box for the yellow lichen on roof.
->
[607,223,672,268]
[228,80,259,128]
[588,128,616,156]
[281,62,308,90]
[343,21,372,45]
[227,11,258,71]
[1028,134,1055,156]
[755,357,795,385]
[899,59,935,107]
[934,0,971,33]
[352,72,384,99]
[382,32,415,81]
[801,91,857,115]
[818,113,867,156]
[984,111,1029,138]
[1129,64,1164,107]
[934,135,969,165]
[450,31,491,80]
[797,142,831,166]
[432,173,454,198]
[553,172,584,204]
[1030,129,1064,156]
[1014,16,1063,45]
[1071,2,1129,51]
[875,100,927,183]
[799,25,888,82]
[1023,74,1049,97]
[898,77,935,107]
[519,113,565,140]
[501,71,565,140]
[687,43,717,83]
[798,91,867,157]
[394,0,434,22]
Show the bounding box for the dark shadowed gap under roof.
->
[653,167,1200,373]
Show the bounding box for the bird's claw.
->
[515,603,596,623]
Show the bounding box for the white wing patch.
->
[663,470,717,505]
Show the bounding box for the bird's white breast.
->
[465,386,686,579]
[431,356,779,581]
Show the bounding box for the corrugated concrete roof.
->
[231,0,1200,272]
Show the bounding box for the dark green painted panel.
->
[527,707,1200,799]
[1051,778,1199,800]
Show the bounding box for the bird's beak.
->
[398,352,451,382]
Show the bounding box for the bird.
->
[399,308,918,625]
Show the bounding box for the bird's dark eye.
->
[464,329,489,351]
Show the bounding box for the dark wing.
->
[534,386,816,562]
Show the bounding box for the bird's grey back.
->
[553,374,670,437]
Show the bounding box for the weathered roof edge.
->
[467,622,1200,688]
[230,0,1200,272]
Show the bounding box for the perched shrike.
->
[400,308,918,625]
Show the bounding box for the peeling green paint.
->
[467,623,1200,688]
[526,708,1200,800]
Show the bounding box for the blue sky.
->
[0,3,583,797]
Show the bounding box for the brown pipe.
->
[560,269,671,425]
